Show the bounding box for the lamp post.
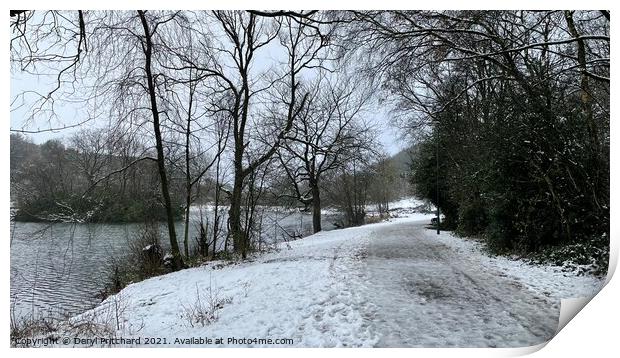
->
[436,128,440,235]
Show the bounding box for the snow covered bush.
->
[180,282,233,327]
[529,234,609,276]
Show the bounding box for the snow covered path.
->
[70,213,603,348]
[360,221,559,347]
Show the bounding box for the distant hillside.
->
[387,145,419,175]
[382,144,420,198]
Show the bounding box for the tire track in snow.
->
[356,221,560,347]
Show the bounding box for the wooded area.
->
[10,10,609,271]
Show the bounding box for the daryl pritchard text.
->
[12,336,295,346]
[12,337,143,346]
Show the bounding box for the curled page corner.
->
[551,229,616,336]
[556,296,596,335]
[509,295,598,356]
[545,244,615,348]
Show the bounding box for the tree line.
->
[10,132,183,223]
[345,11,609,255]
[10,10,609,268]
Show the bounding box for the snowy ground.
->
[59,199,604,348]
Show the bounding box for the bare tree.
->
[69,129,110,187]
[277,72,373,233]
[10,10,89,131]
[345,11,609,135]
[172,11,329,258]
[11,10,194,269]
[368,154,399,215]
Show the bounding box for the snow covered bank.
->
[69,220,384,347]
[56,198,604,348]
[431,231,603,301]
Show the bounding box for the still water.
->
[10,207,337,320]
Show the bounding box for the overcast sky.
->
[11,73,406,155]
[10,12,408,156]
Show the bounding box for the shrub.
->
[100,224,168,298]
[180,281,233,327]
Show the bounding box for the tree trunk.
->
[183,199,190,258]
[212,155,221,257]
[183,77,193,259]
[564,11,598,153]
[542,170,572,242]
[311,184,322,233]
[564,10,603,215]
[138,10,184,270]
[183,121,191,258]
[229,164,246,258]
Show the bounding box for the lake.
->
[10,206,339,321]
